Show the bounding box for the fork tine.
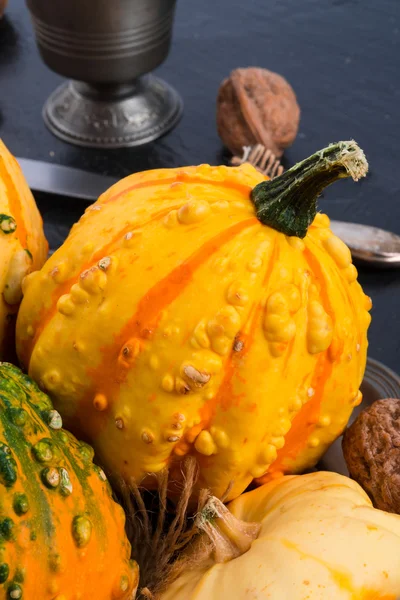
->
[251,144,265,165]
[247,146,259,163]
[264,154,276,175]
[259,148,272,170]
[230,145,251,166]
[270,159,281,178]
[256,143,265,155]
[229,144,284,179]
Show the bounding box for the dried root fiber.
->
[119,457,226,599]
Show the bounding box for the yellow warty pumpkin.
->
[0,140,48,360]
[161,472,400,600]
[16,142,371,501]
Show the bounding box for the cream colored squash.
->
[162,472,400,600]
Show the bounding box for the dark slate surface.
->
[0,0,399,371]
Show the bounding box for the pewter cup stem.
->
[26,0,183,148]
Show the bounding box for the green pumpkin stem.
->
[251,140,368,238]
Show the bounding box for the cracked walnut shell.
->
[216,67,300,157]
[342,398,400,514]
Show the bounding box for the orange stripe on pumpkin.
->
[0,153,28,249]
[266,353,332,478]
[88,218,259,403]
[198,239,279,426]
[303,247,335,317]
[263,246,336,480]
[103,170,255,205]
[308,236,362,376]
[24,206,179,370]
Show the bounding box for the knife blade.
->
[17,157,400,268]
[17,157,118,202]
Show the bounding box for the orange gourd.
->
[0,363,138,600]
[16,141,371,501]
[0,140,48,360]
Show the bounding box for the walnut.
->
[216,67,300,158]
[342,398,400,514]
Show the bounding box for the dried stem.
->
[195,496,261,563]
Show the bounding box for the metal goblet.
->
[26,0,183,148]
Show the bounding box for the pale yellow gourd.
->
[162,472,400,600]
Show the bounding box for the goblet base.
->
[43,75,183,149]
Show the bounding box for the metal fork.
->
[230,144,284,178]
